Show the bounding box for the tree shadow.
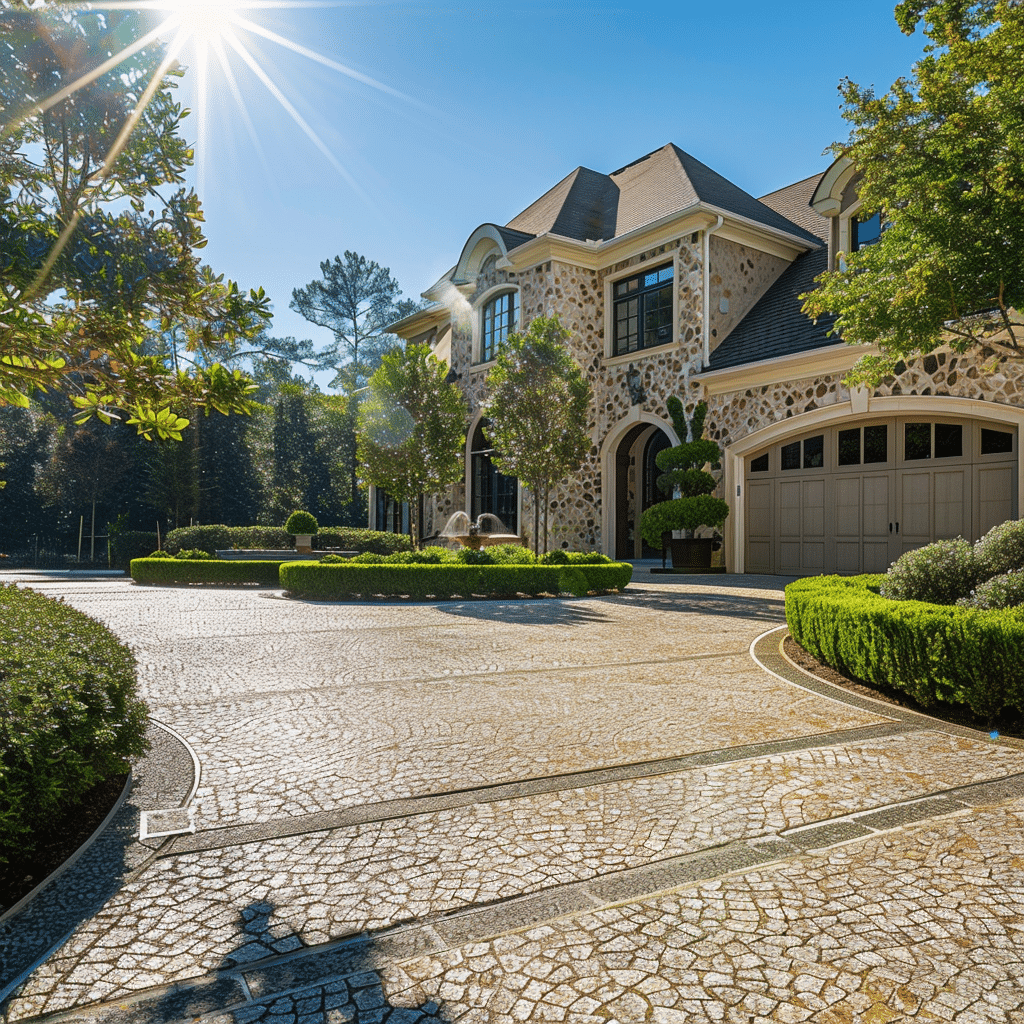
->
[437,596,616,625]
[148,900,451,1023]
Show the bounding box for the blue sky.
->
[173,0,926,367]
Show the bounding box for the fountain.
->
[440,511,521,550]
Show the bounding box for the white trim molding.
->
[722,394,1024,574]
[694,343,869,395]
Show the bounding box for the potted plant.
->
[639,398,729,570]
[285,510,319,554]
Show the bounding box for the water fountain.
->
[440,511,521,550]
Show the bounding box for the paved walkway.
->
[2,569,1024,1024]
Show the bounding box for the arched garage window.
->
[470,420,518,534]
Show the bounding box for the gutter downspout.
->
[702,215,724,368]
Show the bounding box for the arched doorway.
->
[613,424,672,559]
[469,419,518,534]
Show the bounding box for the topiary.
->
[958,569,1024,610]
[174,548,214,560]
[540,550,570,565]
[318,553,348,564]
[349,552,386,564]
[974,518,1024,579]
[148,550,173,558]
[285,510,319,536]
[640,399,729,548]
[880,538,979,605]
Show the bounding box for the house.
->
[383,144,1022,573]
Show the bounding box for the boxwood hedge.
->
[785,574,1024,720]
[164,524,412,556]
[279,561,633,600]
[131,558,283,586]
[0,584,148,864]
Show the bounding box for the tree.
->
[357,344,466,548]
[484,315,592,554]
[802,0,1024,385]
[0,4,270,437]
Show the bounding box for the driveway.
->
[2,569,1023,1023]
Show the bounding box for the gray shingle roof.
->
[758,173,830,243]
[706,247,838,370]
[502,144,823,248]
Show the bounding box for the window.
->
[781,436,824,470]
[982,428,1013,455]
[470,420,518,534]
[838,424,888,466]
[851,210,881,250]
[750,452,769,473]
[480,290,519,363]
[612,262,674,356]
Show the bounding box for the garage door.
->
[744,417,1017,575]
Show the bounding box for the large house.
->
[381,144,1022,574]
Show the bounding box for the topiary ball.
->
[285,510,319,536]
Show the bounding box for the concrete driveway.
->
[2,568,1023,1024]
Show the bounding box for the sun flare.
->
[160,0,242,45]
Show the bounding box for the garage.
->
[744,417,1017,575]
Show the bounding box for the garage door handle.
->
[889,522,893,533]
[896,521,900,534]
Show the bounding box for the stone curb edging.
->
[0,774,132,931]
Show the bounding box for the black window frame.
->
[479,290,519,364]
[612,261,675,356]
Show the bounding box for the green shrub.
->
[457,544,535,565]
[285,510,319,535]
[880,538,978,605]
[639,495,730,548]
[148,550,172,558]
[975,519,1024,579]
[315,528,413,554]
[959,569,1024,610]
[164,524,232,555]
[227,526,291,549]
[349,552,387,564]
[566,552,612,565]
[786,574,1024,720]
[131,558,282,586]
[540,550,570,565]
[318,553,349,564]
[174,548,214,560]
[279,562,634,600]
[110,531,158,570]
[0,584,148,864]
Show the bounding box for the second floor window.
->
[480,290,519,362]
[612,262,674,356]
[851,210,882,250]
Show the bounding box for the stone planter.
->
[292,534,313,554]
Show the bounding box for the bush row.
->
[163,525,413,556]
[326,545,613,567]
[110,531,159,570]
[131,558,284,586]
[279,562,634,600]
[0,584,149,864]
[785,574,1024,720]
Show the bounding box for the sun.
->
[160,0,243,45]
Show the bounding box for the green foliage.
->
[227,526,291,549]
[0,584,148,864]
[786,574,1024,720]
[174,548,214,560]
[639,496,731,548]
[880,538,980,604]
[484,315,593,554]
[381,548,458,564]
[0,6,270,435]
[960,570,1024,610]
[148,550,172,558]
[974,518,1024,579]
[130,558,282,585]
[109,531,158,570]
[349,552,387,564]
[642,400,728,546]
[164,525,232,555]
[461,544,538,565]
[801,1,1024,381]
[358,344,466,547]
[285,510,319,536]
[279,562,633,600]
[318,553,349,564]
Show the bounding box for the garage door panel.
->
[977,465,1015,536]
[801,480,826,538]
[934,470,967,538]
[780,541,801,572]
[900,473,931,539]
[863,541,892,574]
[835,478,861,536]
[835,540,861,573]
[747,540,771,573]
[863,475,891,536]
[779,482,801,535]
[803,542,825,570]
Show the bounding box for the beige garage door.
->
[744,417,1017,575]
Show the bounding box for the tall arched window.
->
[470,419,518,534]
[479,290,519,363]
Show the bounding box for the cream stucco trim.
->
[454,225,513,285]
[722,394,1024,574]
[694,343,867,395]
[811,156,856,216]
[599,409,681,557]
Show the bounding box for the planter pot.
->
[669,537,715,570]
[292,534,313,554]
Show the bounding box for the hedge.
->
[164,524,412,555]
[0,584,148,864]
[131,558,283,586]
[785,574,1024,720]
[279,561,633,600]
[110,531,159,570]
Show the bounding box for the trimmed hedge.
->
[279,561,633,600]
[785,574,1024,720]
[110,531,158,570]
[0,584,148,864]
[131,558,283,586]
[164,524,413,555]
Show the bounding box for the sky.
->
[164,0,928,375]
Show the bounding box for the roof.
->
[758,173,830,243]
[502,143,824,247]
[706,247,838,370]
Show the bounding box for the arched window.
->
[479,290,519,363]
[470,419,518,534]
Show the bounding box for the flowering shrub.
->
[879,538,979,605]
[975,519,1024,579]
[959,569,1024,611]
